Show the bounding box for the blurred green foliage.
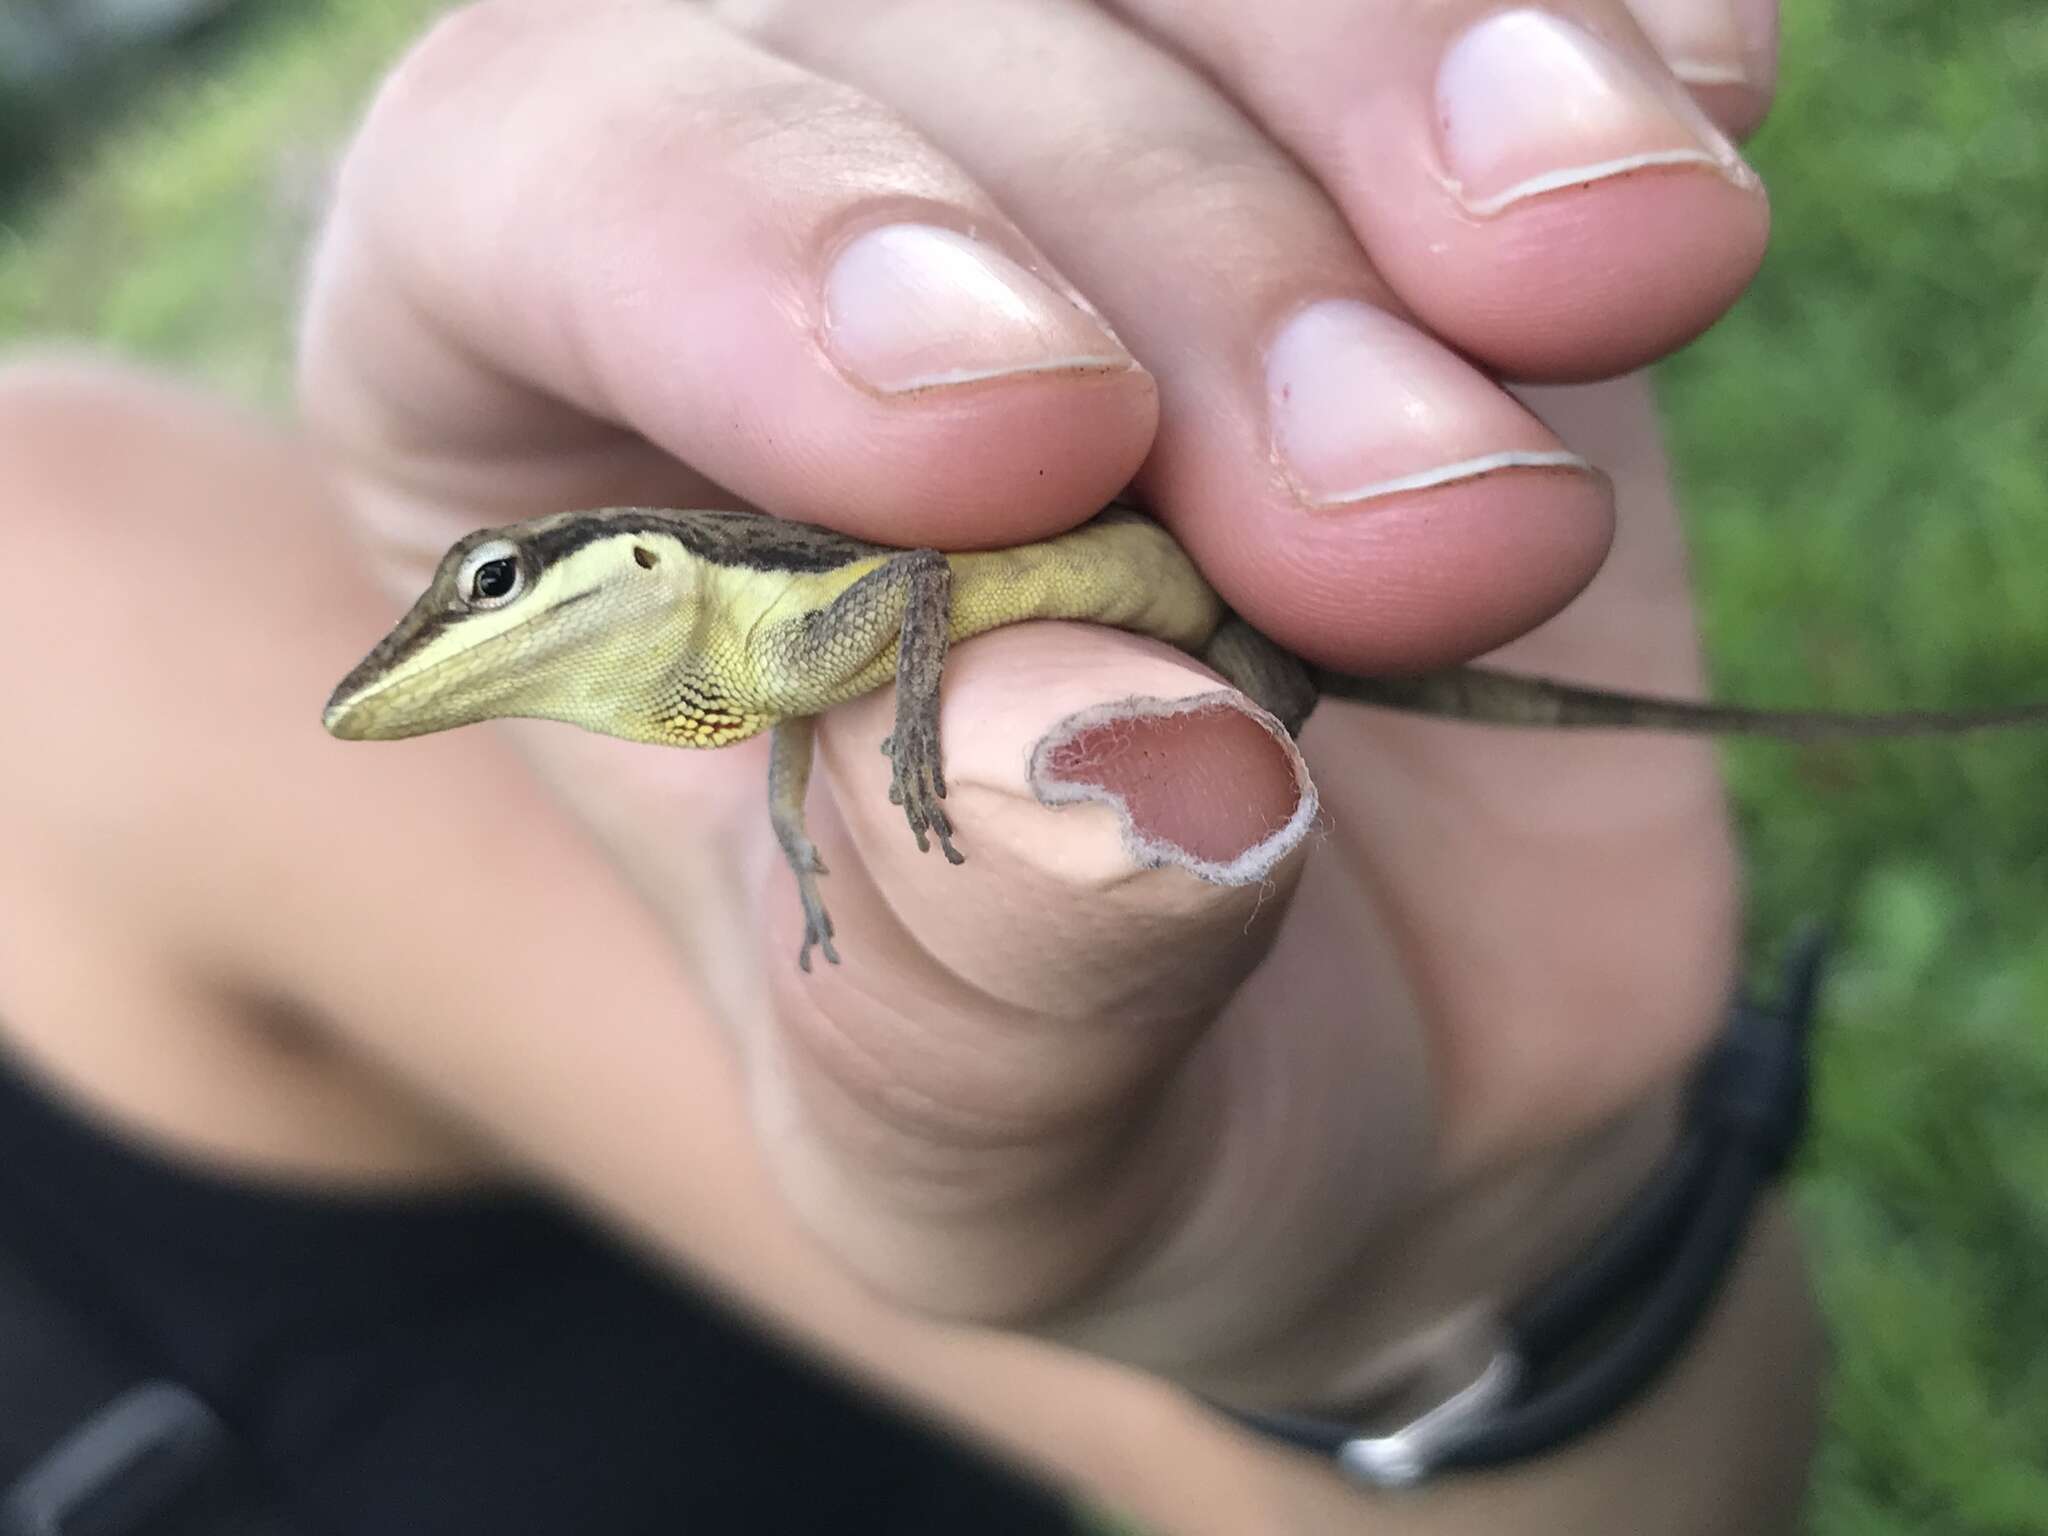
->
[0,0,249,202]
[1664,1,2048,1528]
[0,0,437,396]
[3,0,2045,1529]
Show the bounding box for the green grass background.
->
[4,1,2045,1529]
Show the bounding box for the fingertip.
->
[1636,0,1780,140]
[575,195,1161,544]
[1678,79,1775,144]
[1387,171,1771,383]
[1329,5,1771,381]
[1164,292,1619,670]
[1206,464,1616,674]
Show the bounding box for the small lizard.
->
[324,504,2048,969]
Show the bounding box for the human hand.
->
[300,0,1787,1516]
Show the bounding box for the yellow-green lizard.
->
[324,503,2048,968]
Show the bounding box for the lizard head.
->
[324,510,699,743]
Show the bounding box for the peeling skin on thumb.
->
[1028,691,1320,886]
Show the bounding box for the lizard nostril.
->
[632,546,658,570]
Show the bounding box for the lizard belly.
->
[946,517,1225,652]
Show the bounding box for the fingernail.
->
[1266,299,1591,510]
[1434,9,1754,215]
[1732,0,1779,92]
[824,224,1133,394]
[1629,0,1750,86]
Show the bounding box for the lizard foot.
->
[778,820,838,971]
[882,723,963,864]
[792,854,840,971]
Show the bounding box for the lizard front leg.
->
[875,550,963,866]
[761,549,961,966]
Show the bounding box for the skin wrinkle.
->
[811,856,1212,1122]
[758,908,1242,1321]
[770,1061,1204,1325]
[1020,824,1430,1376]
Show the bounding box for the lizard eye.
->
[457,540,525,609]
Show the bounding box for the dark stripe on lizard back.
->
[525,508,896,574]
[332,511,897,706]
[528,503,1159,574]
[332,502,1162,712]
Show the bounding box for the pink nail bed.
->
[1266,299,1588,510]
[1434,9,1751,215]
[823,224,1130,395]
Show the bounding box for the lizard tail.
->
[1314,664,2048,740]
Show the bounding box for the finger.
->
[751,625,1318,1316]
[1625,0,1779,139]
[1102,0,1772,380]
[1312,377,1740,1174]
[733,0,1615,670]
[298,0,1156,566]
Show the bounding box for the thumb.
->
[747,622,1318,1319]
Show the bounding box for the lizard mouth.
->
[323,588,600,740]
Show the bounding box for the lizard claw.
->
[795,889,839,971]
[797,926,841,971]
[789,849,839,971]
[886,719,965,866]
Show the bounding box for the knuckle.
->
[324,0,972,317]
[664,84,948,219]
[349,0,511,150]
[328,0,510,220]
[1064,130,1361,298]
[1104,133,1315,234]
[343,1,885,205]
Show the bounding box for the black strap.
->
[0,1243,140,1487]
[1224,928,1825,1485]
[0,1247,305,1536]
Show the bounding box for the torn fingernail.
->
[1029,693,1318,885]
[1267,299,1592,510]
[823,223,1134,394]
[1434,9,1754,215]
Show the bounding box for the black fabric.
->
[0,1048,1077,1535]
[0,1220,135,1480]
